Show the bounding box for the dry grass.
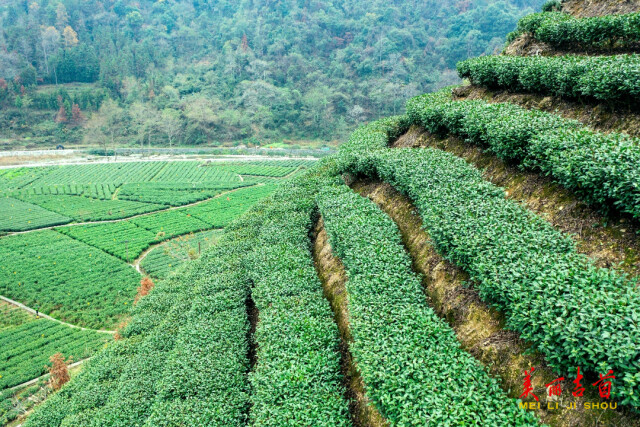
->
[563,0,640,17]
[134,277,155,304]
[0,154,75,167]
[48,353,70,391]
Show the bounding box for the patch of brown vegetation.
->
[134,277,155,304]
[48,353,71,391]
[113,318,130,341]
[392,126,640,276]
[351,178,638,426]
[312,218,388,427]
[0,154,73,166]
[562,0,640,17]
[453,85,640,138]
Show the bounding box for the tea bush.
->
[337,122,640,407]
[318,184,538,425]
[457,54,640,105]
[516,11,640,49]
[406,93,640,218]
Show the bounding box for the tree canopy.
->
[0,0,545,144]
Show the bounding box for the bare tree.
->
[41,26,60,76]
[84,112,108,155]
[129,102,157,151]
[159,109,182,148]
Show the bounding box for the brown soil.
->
[504,33,555,56]
[562,0,640,17]
[453,85,640,138]
[503,33,640,56]
[311,218,388,427]
[392,126,640,277]
[351,178,639,427]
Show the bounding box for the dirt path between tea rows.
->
[0,295,116,334]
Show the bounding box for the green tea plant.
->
[24,225,256,426]
[25,162,167,189]
[0,168,49,193]
[0,378,48,426]
[0,198,71,232]
[130,210,210,239]
[56,222,160,261]
[515,11,640,49]
[183,184,277,226]
[117,181,248,206]
[318,185,537,425]
[244,174,350,426]
[216,164,298,177]
[141,230,223,279]
[24,168,345,426]
[457,54,640,105]
[8,183,118,199]
[149,161,239,183]
[0,313,110,390]
[0,230,140,329]
[406,93,640,218]
[16,194,165,222]
[338,137,640,407]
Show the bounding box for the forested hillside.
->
[0,0,544,147]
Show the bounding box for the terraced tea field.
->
[0,159,305,423]
[6,2,640,426]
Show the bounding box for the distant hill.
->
[0,0,544,146]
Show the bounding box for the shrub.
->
[458,54,640,105]
[48,353,71,391]
[514,11,640,49]
[541,0,561,12]
[406,93,640,218]
[318,185,538,425]
[338,143,640,408]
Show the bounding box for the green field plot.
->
[141,229,223,279]
[0,230,140,329]
[0,302,111,391]
[1,378,49,426]
[184,185,276,227]
[216,159,316,177]
[56,222,160,262]
[131,210,210,238]
[0,300,32,329]
[26,162,167,189]
[0,168,51,194]
[16,194,165,222]
[219,164,297,177]
[150,161,240,182]
[0,198,71,232]
[10,183,118,199]
[117,181,248,206]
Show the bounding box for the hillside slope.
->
[0,0,544,146]
[19,1,640,426]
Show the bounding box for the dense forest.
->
[0,0,545,147]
